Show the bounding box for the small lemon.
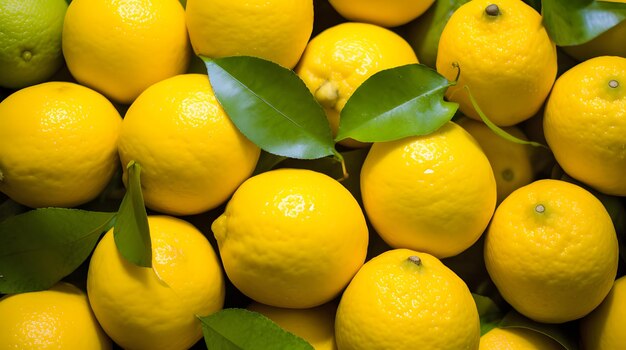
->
[580,276,626,350]
[327,0,435,27]
[479,327,563,350]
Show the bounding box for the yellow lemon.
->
[212,168,368,309]
[479,327,563,350]
[295,22,419,147]
[543,55,626,196]
[0,82,122,208]
[0,0,67,89]
[484,179,619,323]
[185,0,313,69]
[118,74,260,216]
[580,276,626,350]
[562,0,626,61]
[0,282,111,349]
[327,0,435,27]
[457,117,534,203]
[360,121,496,258]
[87,215,225,350]
[436,0,557,126]
[335,249,480,349]
[247,302,338,350]
[62,0,190,104]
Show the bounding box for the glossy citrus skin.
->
[62,0,190,104]
[436,0,557,126]
[212,168,369,309]
[0,82,122,208]
[295,22,419,147]
[87,215,225,350]
[0,0,67,89]
[544,56,626,196]
[484,179,619,323]
[327,0,435,27]
[580,276,626,350]
[185,0,313,69]
[360,121,496,258]
[0,283,111,349]
[118,74,260,216]
[248,302,338,350]
[479,327,563,350]
[335,249,480,350]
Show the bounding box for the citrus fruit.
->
[562,0,626,61]
[436,0,557,126]
[484,179,619,323]
[543,55,626,196]
[87,215,225,350]
[0,0,67,89]
[0,282,111,349]
[0,81,122,208]
[62,0,190,104]
[185,0,313,69]
[118,74,260,216]
[457,117,534,203]
[212,168,368,309]
[295,22,419,147]
[580,275,626,350]
[360,121,496,258]
[479,327,563,350]
[247,302,338,350]
[327,0,435,27]
[335,249,480,350]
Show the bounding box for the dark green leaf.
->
[542,0,626,46]
[0,208,115,294]
[523,0,542,12]
[252,151,288,176]
[199,308,314,350]
[499,310,576,350]
[472,293,505,335]
[0,198,27,223]
[336,64,458,143]
[114,161,151,267]
[204,56,336,160]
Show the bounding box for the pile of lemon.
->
[0,0,625,349]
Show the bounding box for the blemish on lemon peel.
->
[502,168,514,182]
[535,204,546,214]
[609,79,619,88]
[408,255,422,266]
[314,80,340,109]
[21,50,32,62]
[485,4,500,16]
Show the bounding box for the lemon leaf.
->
[0,208,115,294]
[542,0,626,46]
[336,64,458,143]
[472,293,504,335]
[499,310,577,350]
[203,56,336,160]
[198,308,314,350]
[114,161,151,268]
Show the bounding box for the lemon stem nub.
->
[609,80,619,88]
[535,204,545,214]
[485,4,500,16]
[314,81,339,109]
[408,256,422,266]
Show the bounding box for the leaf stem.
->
[332,150,349,182]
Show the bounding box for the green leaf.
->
[0,198,27,223]
[499,310,577,350]
[0,208,115,294]
[472,293,505,335]
[199,309,314,350]
[114,161,151,268]
[542,0,626,46]
[336,64,458,143]
[523,0,542,12]
[203,56,336,160]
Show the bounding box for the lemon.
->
[0,0,67,89]
[247,302,338,350]
[543,56,626,196]
[295,22,419,147]
[212,168,368,309]
[360,121,496,258]
[484,179,619,323]
[118,74,260,216]
[62,0,190,104]
[87,215,225,350]
[327,0,435,27]
[457,117,534,203]
[0,82,122,208]
[436,0,557,126]
[479,327,563,350]
[335,249,480,349]
[580,275,626,349]
[185,0,313,69]
[0,282,111,349]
